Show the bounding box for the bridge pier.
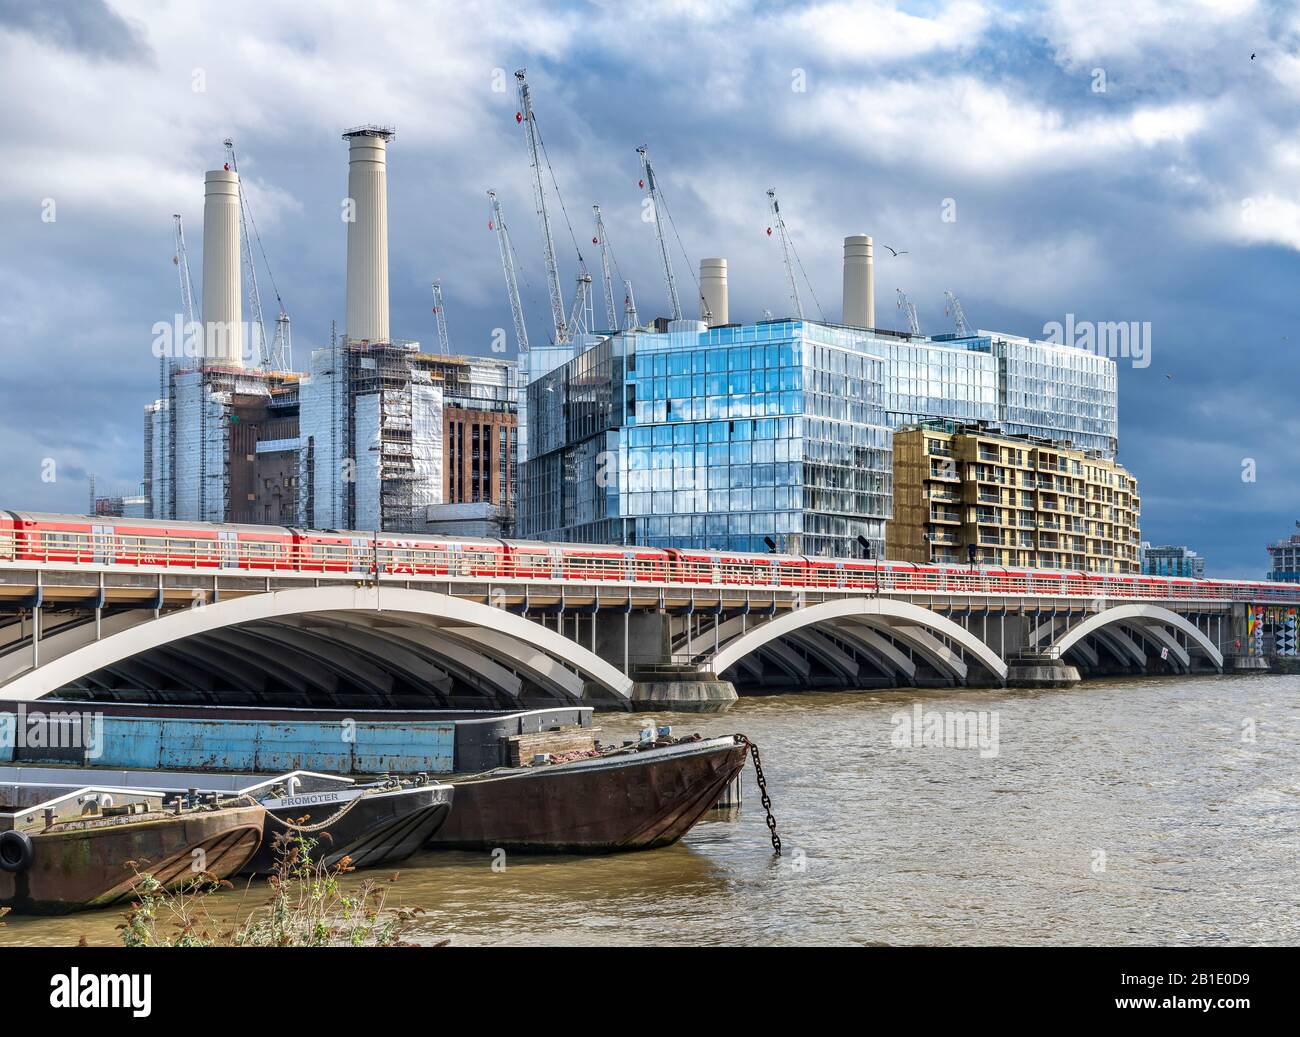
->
[628,666,738,714]
[1005,655,1081,688]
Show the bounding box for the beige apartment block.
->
[888,420,1141,573]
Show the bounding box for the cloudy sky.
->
[1,0,1297,576]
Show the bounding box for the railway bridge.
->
[1,550,1293,712]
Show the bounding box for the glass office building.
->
[522,320,893,557]
[1140,543,1206,579]
[519,319,1119,557]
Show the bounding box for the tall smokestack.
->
[842,234,875,329]
[343,126,395,344]
[202,169,243,367]
[700,258,728,326]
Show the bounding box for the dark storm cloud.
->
[0,0,154,64]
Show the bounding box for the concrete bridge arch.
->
[1050,603,1223,672]
[0,585,634,707]
[707,597,1009,685]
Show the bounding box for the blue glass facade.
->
[1141,543,1205,579]
[522,320,893,557]
[519,319,1120,556]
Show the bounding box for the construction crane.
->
[766,188,803,319]
[568,273,595,337]
[636,145,682,321]
[172,214,199,330]
[162,213,199,520]
[487,190,529,356]
[222,138,267,366]
[622,279,640,329]
[271,312,292,371]
[944,290,971,336]
[514,70,568,345]
[431,280,452,354]
[223,137,293,369]
[896,288,920,336]
[592,205,620,330]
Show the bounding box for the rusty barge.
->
[0,784,264,915]
[1,701,755,856]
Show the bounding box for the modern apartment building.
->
[887,420,1141,572]
[1266,532,1300,582]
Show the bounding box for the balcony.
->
[929,466,961,482]
[930,508,961,524]
[926,531,959,545]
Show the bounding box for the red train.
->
[0,510,1295,603]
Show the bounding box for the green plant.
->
[118,828,428,948]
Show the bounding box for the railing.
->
[2,530,1300,604]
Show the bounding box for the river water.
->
[3,673,1297,946]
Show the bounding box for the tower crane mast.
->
[637,145,682,321]
[487,191,529,356]
[592,204,619,330]
[944,290,971,336]
[896,288,920,336]
[222,138,268,367]
[515,69,568,345]
[431,280,451,354]
[623,279,640,328]
[172,214,199,330]
[766,188,803,319]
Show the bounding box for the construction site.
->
[144,127,519,536]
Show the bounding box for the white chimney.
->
[343,126,395,344]
[700,258,728,326]
[202,169,243,367]
[842,234,875,329]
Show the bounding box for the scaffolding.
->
[299,337,446,532]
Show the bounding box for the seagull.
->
[882,245,908,257]
[1251,52,1256,60]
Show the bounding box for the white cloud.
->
[1038,0,1258,68]
[788,76,1207,175]
[778,0,993,63]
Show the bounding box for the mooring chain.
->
[736,734,781,856]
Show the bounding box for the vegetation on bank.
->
[118,830,431,947]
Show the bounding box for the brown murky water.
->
[3,673,1298,946]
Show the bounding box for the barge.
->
[0,784,264,915]
[1,701,753,855]
[0,768,454,874]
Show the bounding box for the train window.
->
[242,542,279,558]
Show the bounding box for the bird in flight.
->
[882,245,908,257]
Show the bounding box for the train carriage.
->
[2,511,1299,606]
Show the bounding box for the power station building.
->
[143,126,518,534]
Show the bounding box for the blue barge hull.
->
[0,701,593,776]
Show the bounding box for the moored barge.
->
[1,701,754,856]
[0,784,264,915]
